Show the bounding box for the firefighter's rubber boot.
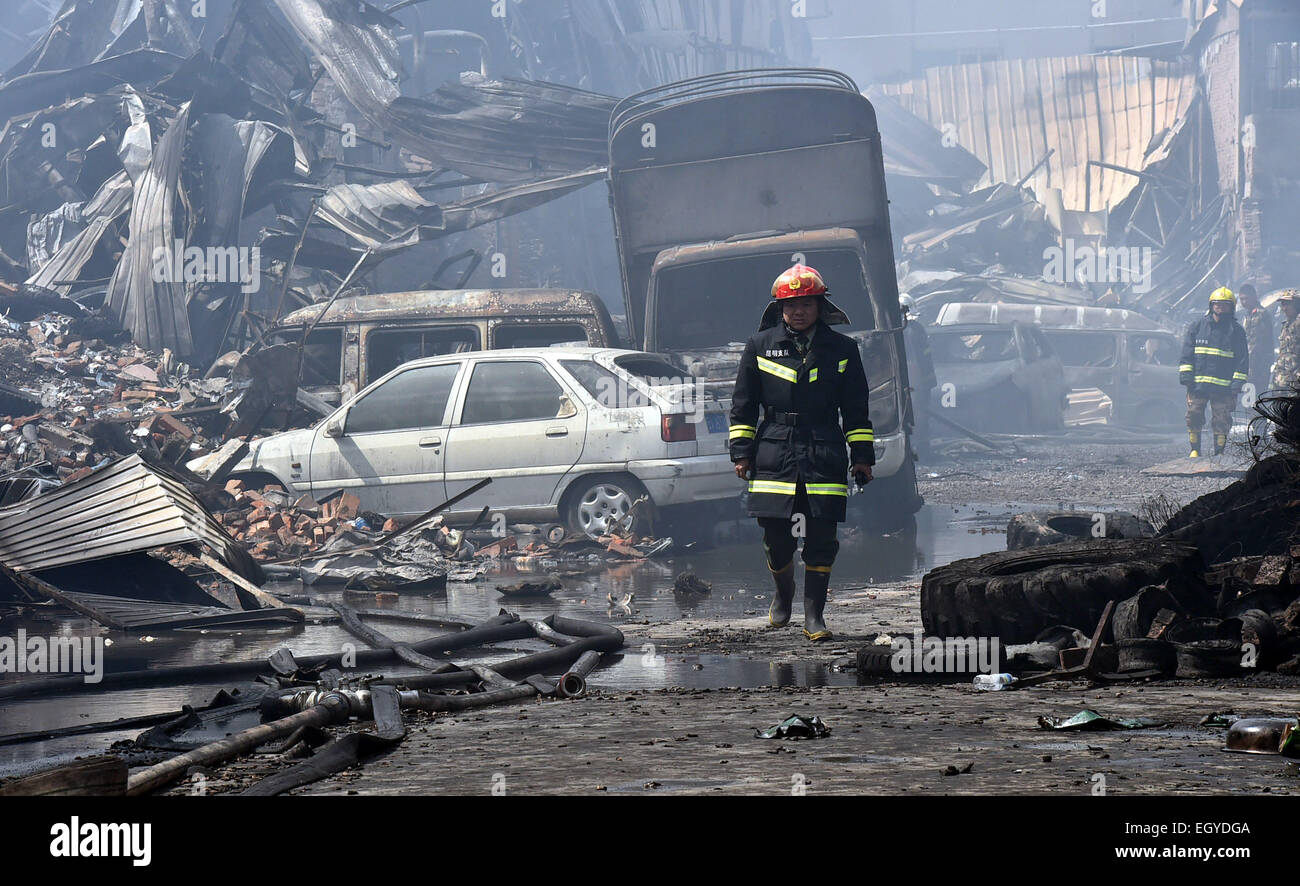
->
[767,561,796,628]
[1188,430,1201,458]
[1214,434,1227,456]
[802,567,833,642]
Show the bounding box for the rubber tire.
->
[1174,639,1242,677]
[1112,585,1181,641]
[1117,638,1177,674]
[1158,455,1300,563]
[1007,511,1154,550]
[920,538,1204,645]
[562,474,653,541]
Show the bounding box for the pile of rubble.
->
[215,481,371,560]
[0,308,233,486]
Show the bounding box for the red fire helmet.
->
[771,264,827,300]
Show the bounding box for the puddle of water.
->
[587,653,856,691]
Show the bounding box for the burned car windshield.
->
[653,249,874,351]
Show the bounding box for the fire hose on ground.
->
[120,614,622,796]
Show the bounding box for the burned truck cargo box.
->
[606,72,917,521]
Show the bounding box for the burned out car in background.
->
[606,70,920,524]
[262,289,621,406]
[935,302,1183,427]
[927,314,1068,433]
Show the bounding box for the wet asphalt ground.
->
[5,429,1288,794]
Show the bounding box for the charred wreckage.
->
[0,0,1299,803]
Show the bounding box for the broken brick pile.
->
[0,312,232,482]
[216,481,376,561]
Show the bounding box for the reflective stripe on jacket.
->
[1179,314,1248,397]
[729,321,873,522]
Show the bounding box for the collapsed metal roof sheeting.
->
[0,48,186,121]
[271,0,403,110]
[105,100,193,356]
[271,0,616,183]
[383,76,618,184]
[213,0,315,104]
[311,167,606,253]
[0,453,263,584]
[26,170,132,295]
[879,56,1196,212]
[866,87,987,187]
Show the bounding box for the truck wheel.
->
[564,475,653,541]
[920,539,1204,644]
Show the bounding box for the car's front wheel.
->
[564,475,654,541]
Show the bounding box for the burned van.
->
[267,288,620,404]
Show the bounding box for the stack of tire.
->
[1112,584,1285,678]
[920,539,1206,646]
[1159,454,1300,563]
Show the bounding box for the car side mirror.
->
[325,410,347,438]
[556,394,578,419]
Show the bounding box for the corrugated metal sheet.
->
[0,454,261,583]
[880,56,1196,212]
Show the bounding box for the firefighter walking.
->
[729,265,874,642]
[1180,287,1249,457]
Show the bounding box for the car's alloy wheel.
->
[575,483,635,538]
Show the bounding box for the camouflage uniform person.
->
[1238,284,1274,399]
[1272,291,1300,392]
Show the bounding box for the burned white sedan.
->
[226,348,737,539]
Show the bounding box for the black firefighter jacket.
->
[729,321,874,522]
[1179,313,1248,398]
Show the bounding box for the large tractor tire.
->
[921,539,1205,644]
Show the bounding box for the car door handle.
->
[419,437,442,448]
[545,427,569,437]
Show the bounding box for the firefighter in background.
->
[729,265,874,642]
[1237,284,1275,400]
[1180,287,1249,457]
[900,293,937,461]
[1272,290,1300,391]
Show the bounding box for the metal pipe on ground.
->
[129,620,622,795]
[0,612,527,700]
[558,649,603,699]
[125,691,355,796]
